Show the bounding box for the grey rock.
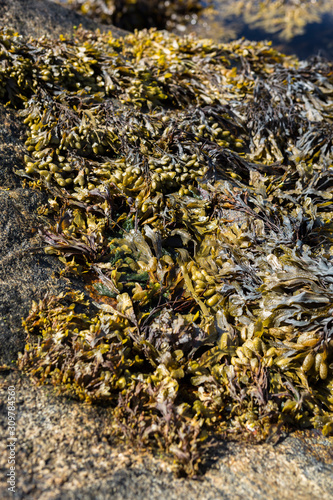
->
[0,372,332,499]
[0,103,68,365]
[0,0,127,39]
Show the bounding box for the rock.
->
[0,0,127,39]
[0,371,332,499]
[0,103,68,365]
[0,0,126,366]
[0,1,332,498]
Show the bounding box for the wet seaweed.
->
[0,26,333,475]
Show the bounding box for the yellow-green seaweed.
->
[0,26,332,476]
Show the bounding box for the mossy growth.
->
[1,26,333,475]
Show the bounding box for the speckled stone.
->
[0,372,332,499]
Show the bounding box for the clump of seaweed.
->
[1,26,333,474]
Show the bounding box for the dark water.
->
[182,2,333,61]
[238,13,333,60]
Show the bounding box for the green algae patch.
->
[1,26,333,475]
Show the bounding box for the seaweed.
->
[0,26,332,475]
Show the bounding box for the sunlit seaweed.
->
[1,26,333,475]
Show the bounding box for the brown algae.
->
[0,27,333,475]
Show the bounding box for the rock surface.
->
[0,371,332,499]
[0,0,127,38]
[0,1,332,498]
[0,100,68,365]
